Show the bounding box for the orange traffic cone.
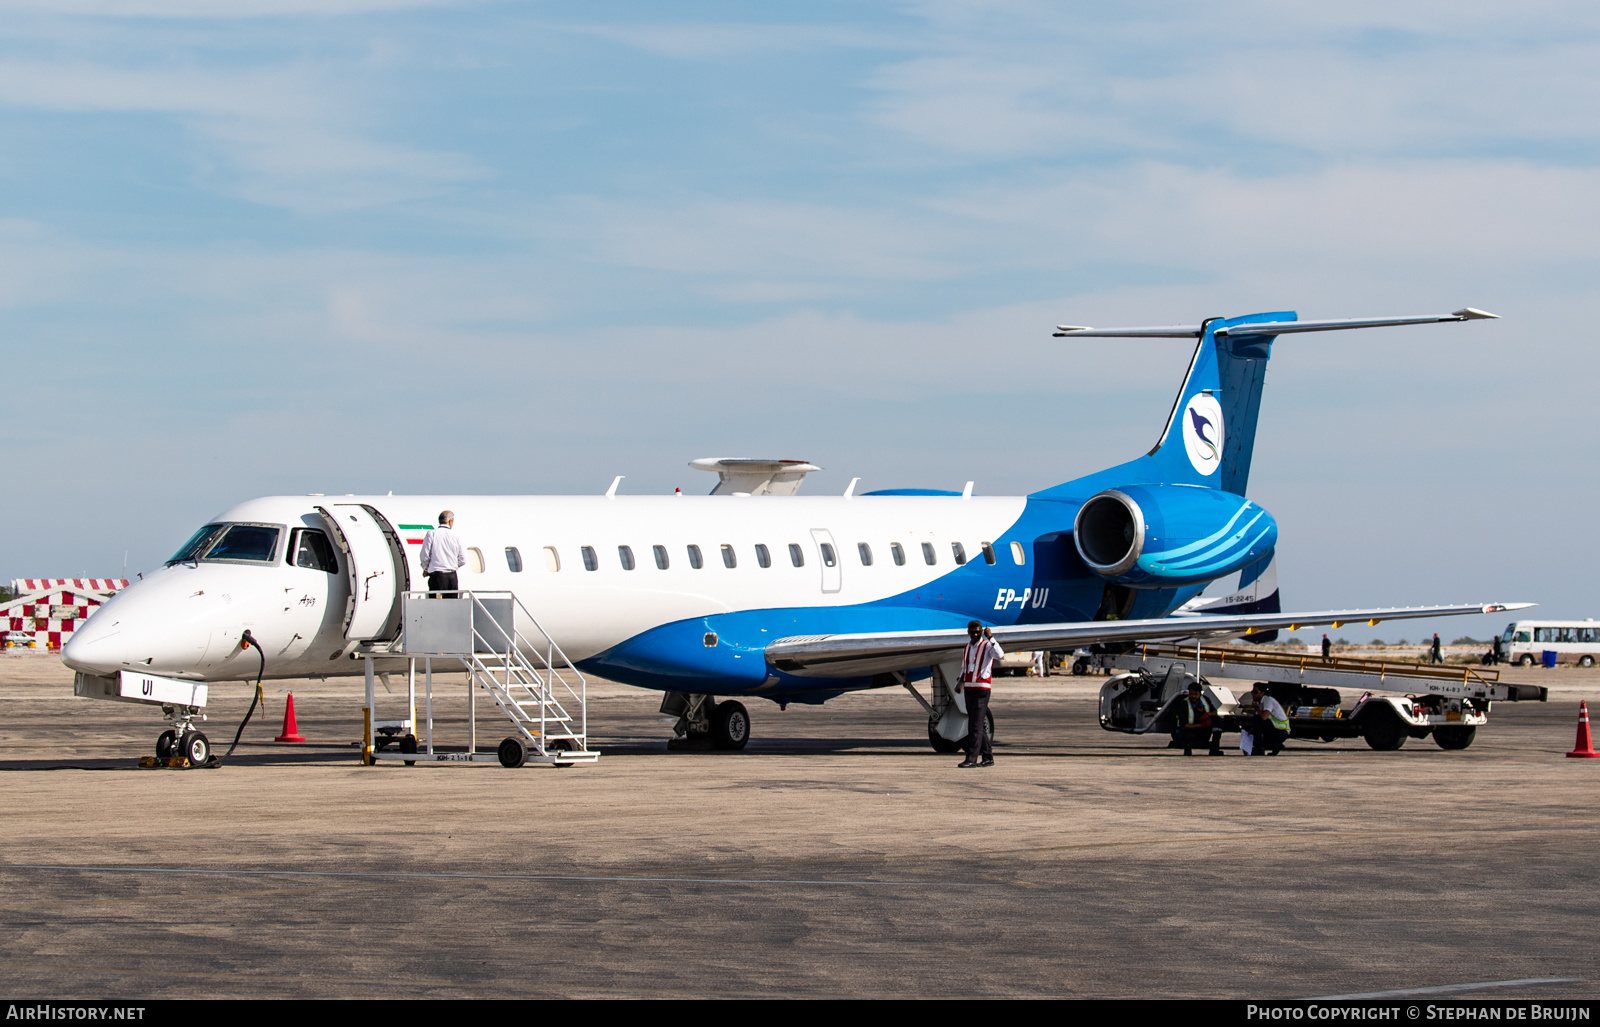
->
[1567,701,1598,758]
[275,691,306,743]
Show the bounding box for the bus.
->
[1500,620,1600,667]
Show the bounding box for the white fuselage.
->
[64,493,1032,686]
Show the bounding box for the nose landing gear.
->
[148,704,211,767]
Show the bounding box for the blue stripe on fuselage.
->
[579,495,1202,701]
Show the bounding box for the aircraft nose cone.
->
[62,614,126,675]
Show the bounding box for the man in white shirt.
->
[418,510,466,597]
[1243,682,1290,756]
[955,619,1003,768]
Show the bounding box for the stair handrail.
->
[463,590,588,750]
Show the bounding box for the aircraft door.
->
[810,528,842,594]
[316,504,410,642]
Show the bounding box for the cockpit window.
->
[168,522,284,565]
[205,524,282,563]
[168,524,226,564]
[290,528,339,573]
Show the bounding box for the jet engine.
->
[1073,484,1277,588]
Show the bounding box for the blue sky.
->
[2,0,1596,642]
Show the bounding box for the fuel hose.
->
[210,630,265,767]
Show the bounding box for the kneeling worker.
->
[1175,680,1223,756]
[1243,682,1291,756]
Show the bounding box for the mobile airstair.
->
[360,590,598,768]
[1090,642,1547,752]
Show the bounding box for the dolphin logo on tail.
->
[1189,408,1218,461]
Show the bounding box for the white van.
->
[1500,620,1600,667]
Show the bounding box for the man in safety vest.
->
[1243,682,1290,756]
[1175,680,1223,756]
[955,619,1003,768]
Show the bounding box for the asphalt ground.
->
[2,651,1598,1000]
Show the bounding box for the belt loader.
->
[1091,644,1548,751]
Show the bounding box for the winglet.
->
[605,475,623,498]
[1454,307,1500,320]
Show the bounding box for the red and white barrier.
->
[1,578,129,650]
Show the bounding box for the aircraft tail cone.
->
[275,691,306,743]
[1567,701,1598,758]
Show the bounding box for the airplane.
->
[63,306,1527,758]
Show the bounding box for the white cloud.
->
[862,2,1600,160]
[555,22,896,61]
[0,58,483,211]
[0,0,459,16]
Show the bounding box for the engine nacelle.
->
[1073,484,1277,588]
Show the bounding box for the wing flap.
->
[765,603,1532,678]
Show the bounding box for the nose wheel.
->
[153,705,211,766]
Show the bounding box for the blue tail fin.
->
[1135,310,1292,494]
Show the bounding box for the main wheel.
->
[711,701,750,750]
[1433,725,1477,750]
[1361,710,1408,751]
[156,730,176,760]
[1519,653,1536,667]
[497,736,527,768]
[928,720,962,753]
[1071,658,1089,676]
[182,731,210,764]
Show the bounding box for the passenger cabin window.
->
[1010,541,1026,566]
[688,545,704,569]
[290,528,338,573]
[653,545,670,570]
[467,547,485,574]
[618,545,636,571]
[205,524,281,563]
[788,543,804,567]
[921,542,937,566]
[721,544,737,569]
[755,544,771,568]
[980,542,996,566]
[820,543,837,568]
[543,546,560,572]
[857,543,873,566]
[951,542,967,566]
[890,542,905,566]
[581,546,599,571]
[505,547,523,572]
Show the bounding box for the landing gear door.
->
[316,504,410,642]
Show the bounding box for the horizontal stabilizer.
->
[1053,308,1498,339]
[765,602,1534,678]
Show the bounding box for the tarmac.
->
[2,649,1598,999]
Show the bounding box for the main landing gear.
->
[926,708,994,754]
[895,665,997,755]
[661,693,750,750]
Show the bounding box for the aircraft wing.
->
[764,602,1533,678]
